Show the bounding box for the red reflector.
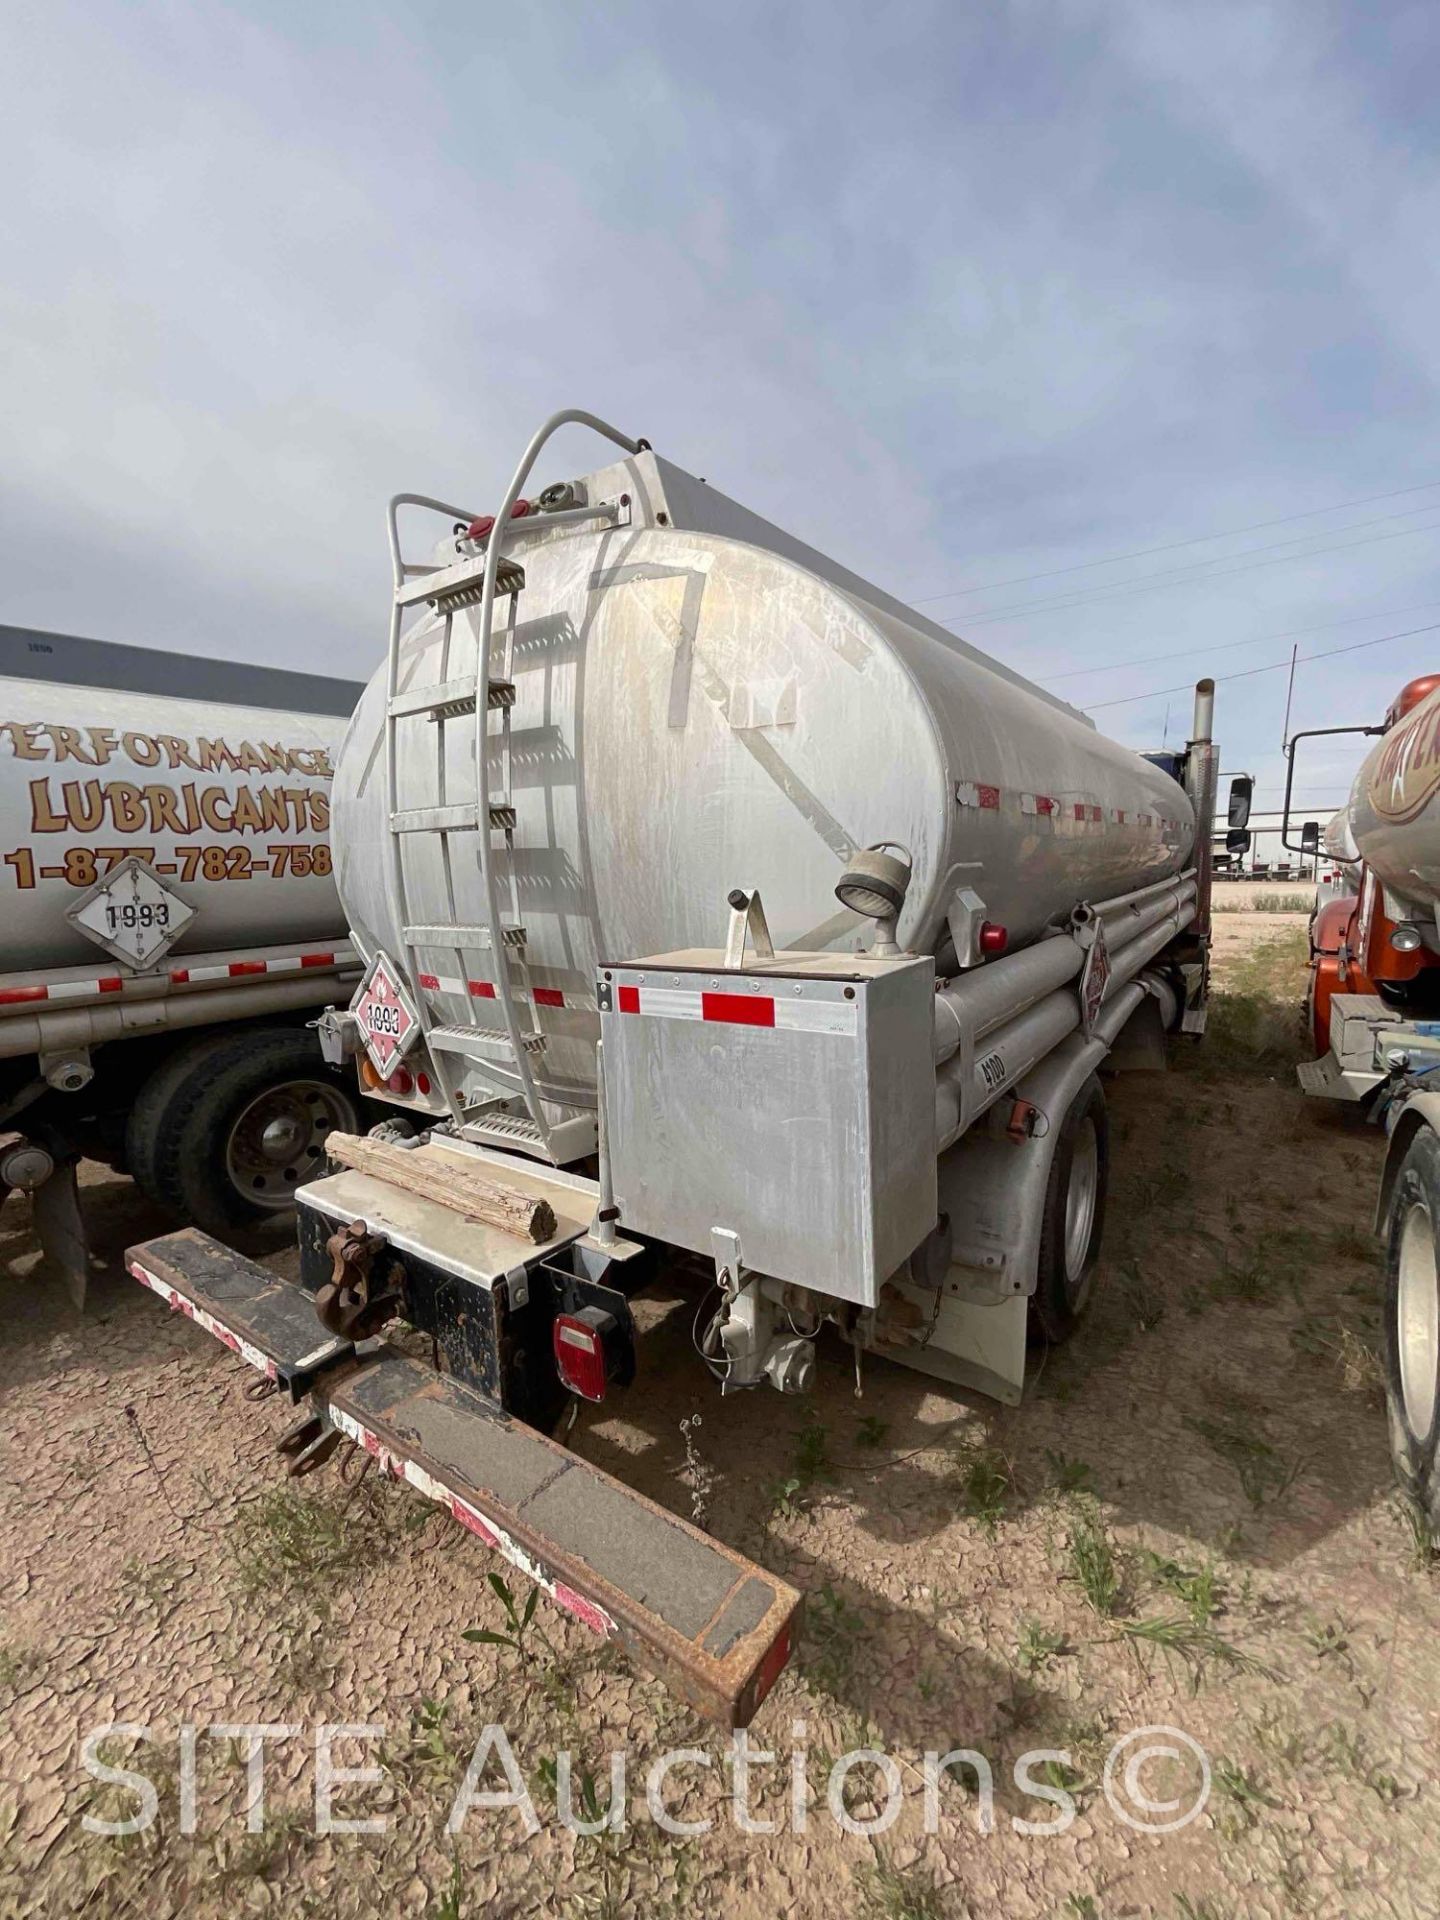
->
[387,1067,413,1095]
[299,952,334,969]
[977,785,1001,810]
[617,985,640,1013]
[0,985,48,1004]
[553,1312,609,1402]
[979,922,1009,957]
[98,976,124,993]
[415,1071,431,1095]
[417,972,440,990]
[467,980,497,998]
[228,961,266,977]
[701,992,775,1027]
[533,987,565,1007]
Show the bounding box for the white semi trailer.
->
[1,626,365,1299]
[125,412,1237,1724]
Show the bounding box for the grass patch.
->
[0,1644,40,1693]
[1068,1508,1121,1617]
[1198,928,1309,1075]
[1117,1613,1280,1689]
[1184,1415,1297,1509]
[794,1418,832,1485]
[958,1447,1012,1532]
[1394,1492,1439,1569]
[231,1483,395,1600]
[803,1582,865,1698]
[1119,1256,1165,1331]
[1016,1619,1070,1673]
[857,1852,948,1920]
[1140,1550,1224,1625]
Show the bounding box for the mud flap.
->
[33,1158,94,1312]
[126,1229,801,1726]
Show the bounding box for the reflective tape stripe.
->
[701,990,773,1027]
[325,1405,618,1639]
[126,1258,277,1379]
[615,984,858,1035]
[1,947,351,1005]
[415,973,576,1007]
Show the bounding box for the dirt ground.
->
[3,913,1436,1919]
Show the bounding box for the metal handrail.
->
[386,492,483,586]
[470,410,644,1149]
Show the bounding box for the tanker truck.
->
[1292,672,1440,1533]
[1,625,365,1302]
[123,411,1236,1724]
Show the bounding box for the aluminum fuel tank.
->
[334,516,1194,1097]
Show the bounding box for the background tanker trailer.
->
[1,625,365,1301]
[1293,674,1440,1533]
[123,412,1238,1724]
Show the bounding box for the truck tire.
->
[1383,1126,1440,1528]
[127,1027,359,1234]
[126,1032,237,1205]
[1029,1075,1109,1344]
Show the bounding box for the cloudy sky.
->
[6,0,1440,837]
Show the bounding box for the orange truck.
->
[1295,673,1440,1533]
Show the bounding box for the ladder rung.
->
[403,923,527,948]
[390,799,516,835]
[395,554,524,610]
[391,804,478,833]
[389,678,515,721]
[429,1024,546,1061]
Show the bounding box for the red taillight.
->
[979,922,1009,957]
[387,1066,413,1095]
[553,1308,617,1403]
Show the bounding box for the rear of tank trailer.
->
[124,413,1222,1722]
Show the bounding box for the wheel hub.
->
[225,1079,354,1210]
[1398,1199,1439,1443]
[1064,1118,1099,1291]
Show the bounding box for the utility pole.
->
[1280,643,1299,749]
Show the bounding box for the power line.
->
[950,508,1440,631]
[1082,619,1440,712]
[915,474,1440,606]
[1038,596,1440,683]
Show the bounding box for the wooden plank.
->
[323,1132,557,1243]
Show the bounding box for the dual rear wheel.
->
[126,1026,359,1236]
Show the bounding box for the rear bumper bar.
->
[126,1228,800,1726]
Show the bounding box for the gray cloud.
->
[3,0,1438,818]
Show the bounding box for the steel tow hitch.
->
[316,1220,401,1341]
